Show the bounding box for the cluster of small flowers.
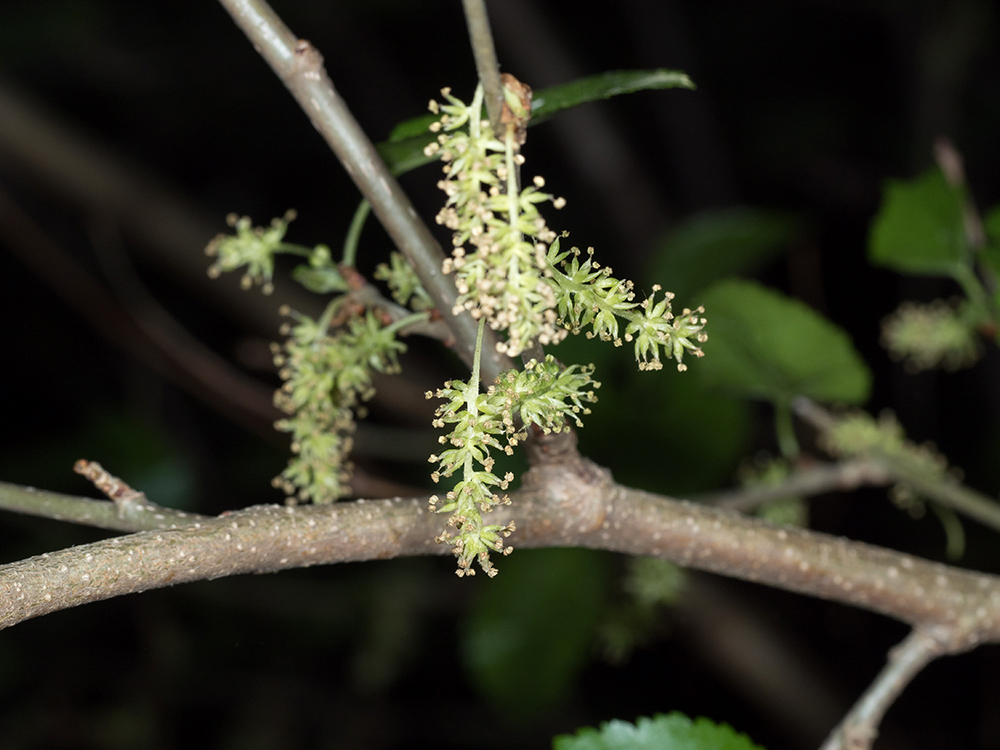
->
[425,86,568,357]
[374,251,436,311]
[426,87,707,371]
[426,373,515,577]
[205,210,298,294]
[546,239,708,371]
[880,299,982,372]
[492,355,599,437]
[427,355,599,576]
[272,304,406,504]
[820,409,956,513]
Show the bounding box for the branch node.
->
[73,460,150,519]
[820,626,952,750]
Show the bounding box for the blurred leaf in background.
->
[645,207,802,305]
[869,167,968,278]
[461,548,611,719]
[696,279,871,408]
[554,329,752,496]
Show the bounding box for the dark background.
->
[0,1,999,748]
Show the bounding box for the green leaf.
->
[984,204,1000,247]
[696,279,871,406]
[554,331,751,495]
[646,207,801,303]
[530,69,694,125]
[461,548,610,718]
[376,134,440,175]
[292,264,349,294]
[378,69,693,176]
[869,168,968,277]
[981,245,1000,280]
[553,712,766,750]
[640,370,751,494]
[981,206,1000,299]
[387,113,438,142]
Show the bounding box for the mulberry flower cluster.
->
[880,299,982,372]
[205,211,298,294]
[205,214,428,504]
[546,239,708,371]
[426,86,707,370]
[428,342,599,576]
[819,409,959,516]
[273,303,410,503]
[374,251,436,312]
[426,85,567,357]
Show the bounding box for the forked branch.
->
[215,0,513,383]
[819,627,954,750]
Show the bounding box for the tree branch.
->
[215,0,514,383]
[795,398,1000,533]
[2,463,999,645]
[461,0,505,134]
[819,627,951,750]
[0,481,208,534]
[699,459,893,513]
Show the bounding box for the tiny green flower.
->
[375,252,436,311]
[205,211,298,294]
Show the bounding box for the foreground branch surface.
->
[2,464,999,648]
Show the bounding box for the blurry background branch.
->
[0,78,317,333]
[795,398,1000,534]
[0,185,279,435]
[700,458,893,513]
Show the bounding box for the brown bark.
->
[2,465,998,649]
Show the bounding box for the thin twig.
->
[0,480,207,533]
[216,0,514,383]
[794,398,1000,533]
[700,459,893,513]
[461,0,505,135]
[882,456,1000,531]
[819,627,951,750]
[338,264,452,342]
